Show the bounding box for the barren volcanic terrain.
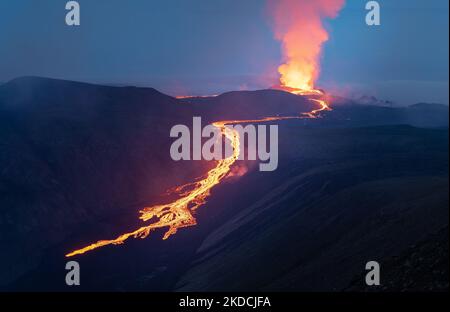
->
[0,77,448,291]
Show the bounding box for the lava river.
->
[66,91,330,257]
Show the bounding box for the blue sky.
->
[0,0,448,105]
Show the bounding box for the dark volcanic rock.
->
[174,125,449,291]
[0,77,448,291]
[346,226,449,291]
[0,77,201,285]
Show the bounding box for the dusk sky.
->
[0,0,448,105]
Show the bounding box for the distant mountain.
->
[355,95,394,107]
[178,88,449,128]
[2,77,446,128]
[178,89,316,122]
[324,101,448,129]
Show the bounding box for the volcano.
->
[0,77,448,291]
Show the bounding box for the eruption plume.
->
[268,0,345,93]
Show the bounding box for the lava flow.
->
[65,94,329,257]
[66,0,344,257]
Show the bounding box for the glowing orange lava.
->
[65,92,329,257]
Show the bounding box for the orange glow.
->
[65,94,329,257]
[302,98,331,118]
[268,0,345,92]
[66,121,238,257]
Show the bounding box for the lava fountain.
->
[66,0,345,257]
[268,0,345,94]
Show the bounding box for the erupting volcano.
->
[66,0,345,257]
